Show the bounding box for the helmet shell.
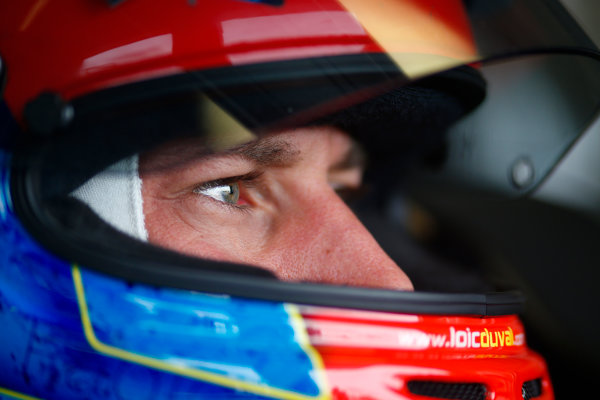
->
[0,0,473,120]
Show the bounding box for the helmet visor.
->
[9,0,600,304]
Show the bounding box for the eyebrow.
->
[140,136,301,173]
[225,136,302,167]
[228,135,366,171]
[140,132,365,174]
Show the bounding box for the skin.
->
[139,126,413,290]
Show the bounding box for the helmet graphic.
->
[2,1,600,399]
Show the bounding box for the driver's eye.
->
[194,182,240,205]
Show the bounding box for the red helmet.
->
[2,0,478,117]
[2,1,600,399]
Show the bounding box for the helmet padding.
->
[71,155,148,241]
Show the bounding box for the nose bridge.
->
[313,193,386,262]
[317,193,377,248]
[291,186,414,290]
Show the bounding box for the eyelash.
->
[193,171,264,210]
[201,171,264,190]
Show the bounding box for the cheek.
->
[143,194,275,266]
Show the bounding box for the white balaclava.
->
[71,155,148,241]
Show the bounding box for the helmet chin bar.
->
[0,148,553,399]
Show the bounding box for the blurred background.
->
[542,1,600,220]
[402,1,600,397]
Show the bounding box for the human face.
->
[139,126,413,290]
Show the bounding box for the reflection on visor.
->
[417,53,600,195]
[14,51,600,295]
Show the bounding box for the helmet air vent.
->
[406,380,486,400]
[406,378,543,399]
[521,378,543,399]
